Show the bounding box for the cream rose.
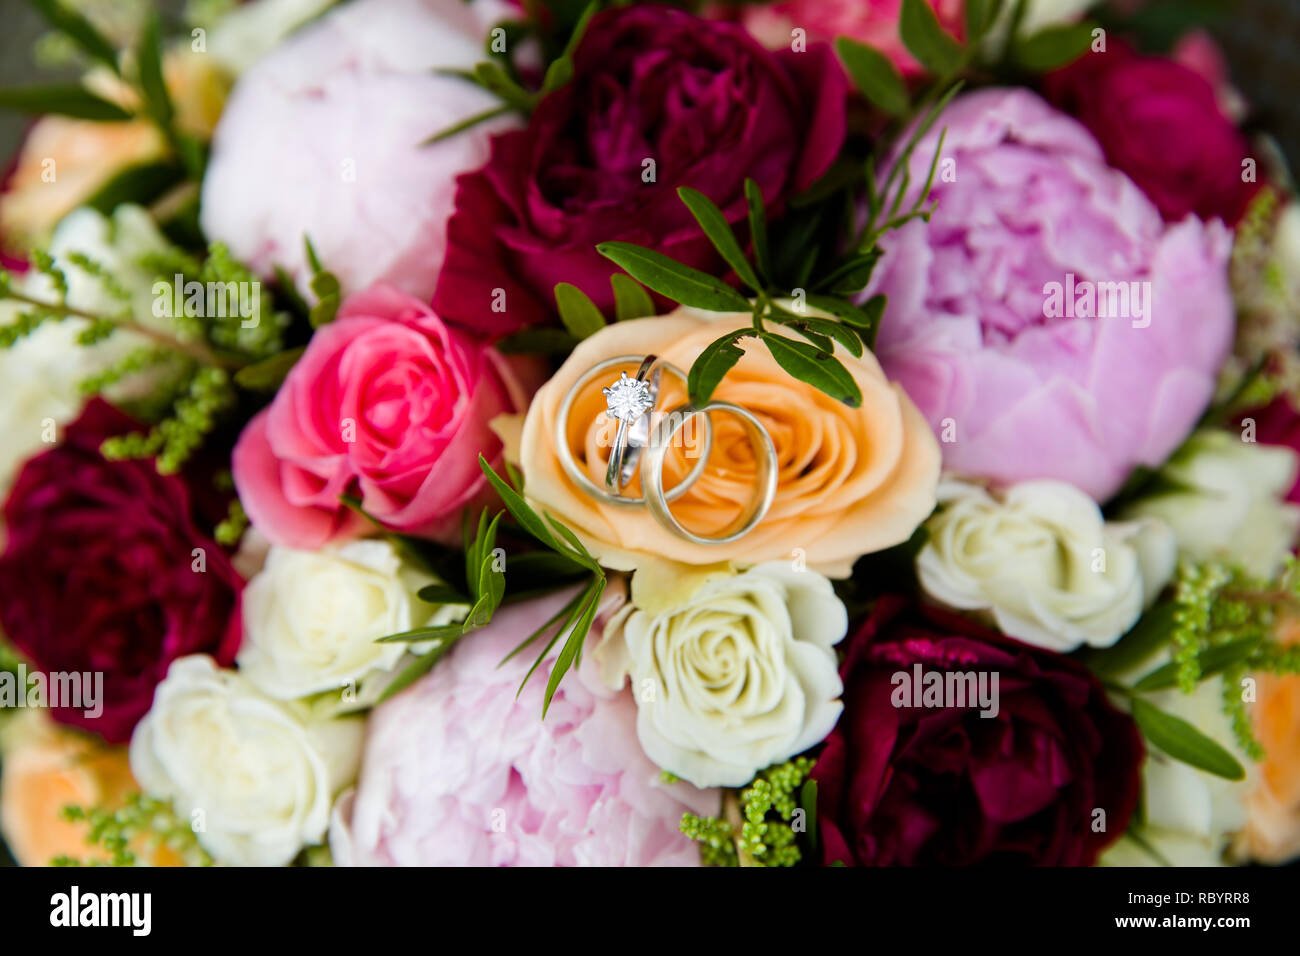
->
[237,539,464,703]
[129,655,363,866]
[1121,429,1300,579]
[591,561,847,788]
[515,309,941,576]
[918,479,1176,652]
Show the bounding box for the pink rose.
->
[733,0,964,77]
[200,0,520,302]
[232,285,535,548]
[865,88,1235,502]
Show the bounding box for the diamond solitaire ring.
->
[554,354,712,507]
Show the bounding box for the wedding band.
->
[555,355,712,507]
[640,401,778,545]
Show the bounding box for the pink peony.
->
[199,0,520,302]
[232,284,536,548]
[865,88,1235,502]
[330,586,719,866]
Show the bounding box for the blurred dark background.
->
[2,0,1297,172]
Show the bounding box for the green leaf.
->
[1133,636,1265,693]
[416,583,469,605]
[799,779,819,852]
[83,161,185,214]
[376,639,458,702]
[857,294,887,350]
[900,0,966,74]
[834,37,909,117]
[1131,698,1246,781]
[744,179,771,284]
[1079,602,1178,679]
[470,61,535,112]
[688,331,750,405]
[610,273,656,321]
[677,187,762,292]
[596,242,751,313]
[554,282,606,338]
[233,347,306,391]
[761,332,863,407]
[964,0,1003,40]
[496,327,582,354]
[30,0,120,74]
[479,456,569,557]
[543,515,600,573]
[304,236,325,274]
[0,84,131,121]
[541,1,596,94]
[772,311,864,358]
[374,623,466,645]
[136,15,173,129]
[421,104,512,146]
[542,580,605,717]
[502,588,585,667]
[1012,21,1095,71]
[814,252,880,295]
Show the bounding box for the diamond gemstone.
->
[602,372,653,423]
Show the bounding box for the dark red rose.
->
[813,595,1143,866]
[1044,44,1260,225]
[1240,396,1300,503]
[433,4,848,335]
[0,400,242,743]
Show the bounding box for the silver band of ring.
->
[640,401,778,545]
[555,355,713,508]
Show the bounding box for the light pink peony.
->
[232,284,536,548]
[330,585,719,866]
[199,0,521,302]
[865,88,1235,502]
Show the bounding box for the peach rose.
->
[0,117,165,250]
[0,711,179,867]
[1238,616,1300,863]
[515,309,941,575]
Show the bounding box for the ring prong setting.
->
[602,371,654,423]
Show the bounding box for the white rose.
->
[593,561,847,788]
[237,539,464,703]
[1122,429,1300,579]
[130,655,363,866]
[1101,675,1252,867]
[0,204,172,489]
[918,479,1176,652]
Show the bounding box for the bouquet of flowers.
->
[1,0,1298,870]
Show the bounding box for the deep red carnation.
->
[813,595,1143,866]
[433,4,847,335]
[0,400,243,743]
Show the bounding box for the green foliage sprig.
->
[358,458,603,715]
[1086,557,1300,774]
[51,793,212,867]
[681,758,818,868]
[1,239,291,474]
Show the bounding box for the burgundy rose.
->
[1240,396,1300,503]
[0,400,242,743]
[433,5,847,335]
[1044,44,1260,225]
[813,595,1143,866]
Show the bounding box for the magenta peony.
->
[232,284,536,549]
[1044,43,1261,226]
[330,586,719,866]
[199,0,520,302]
[865,88,1235,501]
[432,4,847,336]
